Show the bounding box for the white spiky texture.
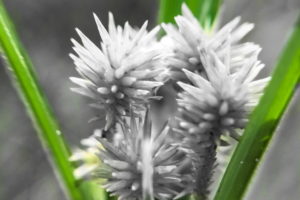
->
[171,124,217,198]
[71,111,195,200]
[69,134,103,179]
[70,13,166,130]
[161,3,260,82]
[171,46,269,197]
[176,48,270,141]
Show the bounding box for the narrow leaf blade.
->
[158,0,184,24]
[214,15,300,200]
[0,2,86,200]
[158,0,222,30]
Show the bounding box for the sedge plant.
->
[0,0,300,200]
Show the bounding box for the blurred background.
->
[0,0,299,199]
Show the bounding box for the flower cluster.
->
[71,111,194,200]
[175,48,269,143]
[161,4,259,83]
[69,4,270,200]
[70,13,166,130]
[166,5,269,197]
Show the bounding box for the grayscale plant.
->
[171,46,269,197]
[2,0,297,200]
[69,133,103,179]
[161,4,260,82]
[69,4,271,200]
[71,110,195,200]
[69,13,166,130]
[176,48,270,142]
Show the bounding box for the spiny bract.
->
[70,13,166,130]
[172,42,269,198]
[176,47,270,142]
[71,111,195,200]
[161,3,260,82]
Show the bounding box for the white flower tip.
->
[124,21,130,27]
[81,137,98,147]
[176,81,186,89]
[181,68,191,75]
[69,53,76,60]
[74,165,96,180]
[141,20,149,30]
[181,2,188,11]
[108,11,113,18]
[181,3,194,19]
[245,22,255,30]
[69,77,77,83]
[174,16,183,24]
[93,12,105,29]
[75,27,81,34]
[108,12,115,25]
[253,47,262,56]
[70,38,77,45]
[70,87,77,92]
[233,16,242,24]
[161,23,168,29]
[94,129,103,137]
[257,46,262,53]
[93,12,99,21]
[69,151,81,162]
[264,76,271,83]
[153,24,161,31]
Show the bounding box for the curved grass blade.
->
[0,2,86,200]
[157,0,184,24]
[214,15,300,200]
[158,0,222,30]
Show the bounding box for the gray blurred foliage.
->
[0,0,299,200]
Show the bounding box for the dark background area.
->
[0,0,299,199]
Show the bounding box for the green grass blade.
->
[214,15,300,200]
[193,0,222,30]
[157,0,222,30]
[0,2,86,200]
[157,0,184,24]
[81,181,108,200]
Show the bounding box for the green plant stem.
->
[0,2,84,200]
[81,181,108,200]
[194,0,222,30]
[157,0,222,30]
[214,15,300,200]
[157,0,184,24]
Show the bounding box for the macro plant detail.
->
[70,13,166,130]
[1,1,299,200]
[175,48,269,142]
[161,4,259,83]
[72,111,195,200]
[68,4,270,200]
[162,4,269,198]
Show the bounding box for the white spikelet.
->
[161,3,260,82]
[71,110,195,200]
[177,47,270,140]
[70,13,167,130]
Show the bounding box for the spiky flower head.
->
[161,3,260,82]
[70,13,166,130]
[170,45,269,197]
[176,47,270,143]
[71,110,194,200]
